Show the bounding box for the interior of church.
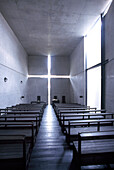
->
[0,0,114,169]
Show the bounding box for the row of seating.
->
[54,103,114,169]
[0,102,46,170]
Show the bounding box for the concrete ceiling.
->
[0,0,110,57]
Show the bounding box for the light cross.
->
[28,55,70,105]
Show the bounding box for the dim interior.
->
[0,0,114,170]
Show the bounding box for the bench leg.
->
[73,145,81,170]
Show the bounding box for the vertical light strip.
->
[48,54,51,105]
[48,54,51,76]
[48,77,51,105]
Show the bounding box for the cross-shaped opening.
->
[28,55,70,105]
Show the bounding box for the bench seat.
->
[0,135,31,170]
[73,131,114,169]
[66,125,114,144]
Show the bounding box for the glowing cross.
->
[28,54,70,105]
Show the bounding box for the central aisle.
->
[28,105,73,170]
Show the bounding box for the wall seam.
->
[0,62,27,77]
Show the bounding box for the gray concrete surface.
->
[0,13,28,108]
[0,0,109,56]
[105,1,114,113]
[70,39,84,105]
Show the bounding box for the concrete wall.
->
[51,56,70,103]
[28,55,48,75]
[27,78,48,103]
[69,39,85,105]
[51,56,70,75]
[0,13,28,108]
[69,1,114,109]
[51,78,70,103]
[28,55,48,103]
[105,1,114,112]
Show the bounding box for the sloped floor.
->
[28,105,73,170]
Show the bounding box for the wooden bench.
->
[0,114,40,133]
[1,110,43,125]
[61,112,114,131]
[57,107,96,115]
[58,109,106,123]
[0,122,35,147]
[58,107,95,111]
[0,102,45,169]
[54,103,88,114]
[0,135,31,170]
[31,101,47,107]
[69,118,114,128]
[7,107,42,112]
[73,131,114,169]
[56,107,93,118]
[56,107,91,115]
[6,103,45,113]
[57,107,96,117]
[66,118,114,144]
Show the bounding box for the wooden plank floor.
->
[28,105,73,170]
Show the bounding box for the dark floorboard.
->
[28,105,73,170]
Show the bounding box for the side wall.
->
[70,39,85,105]
[69,1,114,109]
[105,1,114,112]
[0,13,28,108]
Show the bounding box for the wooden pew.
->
[0,135,31,170]
[54,103,87,114]
[58,109,106,126]
[31,101,47,108]
[0,122,35,147]
[7,106,43,113]
[57,107,96,114]
[0,115,39,134]
[56,106,88,114]
[0,102,45,169]
[0,110,43,125]
[56,106,90,115]
[57,107,95,110]
[61,112,113,132]
[73,131,114,169]
[66,117,114,144]
[56,107,95,119]
[6,102,46,112]
[0,109,43,146]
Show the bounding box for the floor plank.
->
[28,105,72,170]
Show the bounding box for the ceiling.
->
[0,0,110,57]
